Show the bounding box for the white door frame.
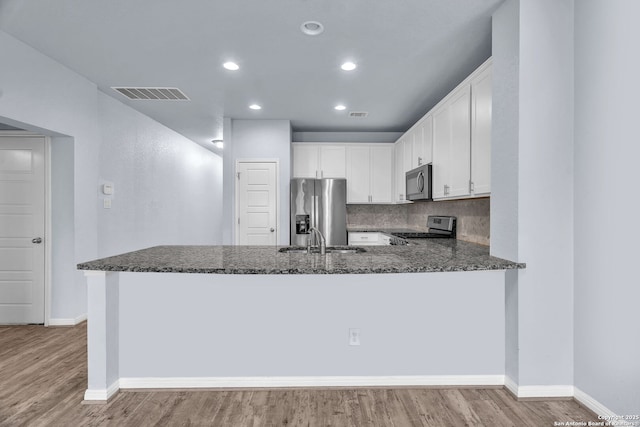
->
[234,159,280,245]
[0,131,51,325]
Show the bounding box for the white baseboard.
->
[504,379,621,419]
[504,376,573,398]
[574,387,617,418]
[504,375,519,396]
[48,313,87,326]
[86,375,619,419]
[83,380,120,402]
[517,384,574,398]
[119,375,506,390]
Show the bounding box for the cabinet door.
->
[471,65,492,195]
[370,145,394,203]
[292,144,319,178]
[432,103,451,199]
[420,115,433,166]
[412,122,424,168]
[403,135,413,174]
[394,140,405,202]
[448,85,471,198]
[319,145,346,178]
[346,146,371,203]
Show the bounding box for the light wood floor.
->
[0,323,598,426]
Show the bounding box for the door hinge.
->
[236,172,240,180]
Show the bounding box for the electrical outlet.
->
[349,328,361,346]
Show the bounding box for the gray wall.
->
[119,271,505,378]
[50,137,79,319]
[222,119,292,245]
[517,0,574,388]
[574,0,640,414]
[492,0,575,388]
[0,29,223,321]
[491,0,521,384]
[97,92,222,257]
[490,0,520,262]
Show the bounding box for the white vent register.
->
[112,87,190,101]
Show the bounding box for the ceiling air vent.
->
[349,111,369,118]
[111,87,190,101]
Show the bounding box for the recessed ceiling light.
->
[249,104,262,110]
[341,62,357,71]
[223,62,239,71]
[301,21,324,36]
[212,139,224,148]
[334,105,347,111]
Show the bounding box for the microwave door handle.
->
[417,172,424,192]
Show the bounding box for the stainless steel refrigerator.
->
[290,178,347,246]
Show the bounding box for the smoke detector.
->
[301,21,324,36]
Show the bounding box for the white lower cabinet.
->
[348,232,390,246]
[346,144,394,204]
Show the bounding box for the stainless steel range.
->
[391,216,457,240]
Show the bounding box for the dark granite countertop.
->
[77,240,525,274]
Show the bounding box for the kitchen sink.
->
[279,246,367,254]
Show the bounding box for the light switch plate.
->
[102,183,114,195]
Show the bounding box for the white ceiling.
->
[0,0,502,153]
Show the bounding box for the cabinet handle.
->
[469,181,475,193]
[418,156,423,166]
[444,185,449,195]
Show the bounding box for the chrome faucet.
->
[307,227,326,255]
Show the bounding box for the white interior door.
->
[237,162,277,245]
[0,136,45,324]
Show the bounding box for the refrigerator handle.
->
[313,195,319,229]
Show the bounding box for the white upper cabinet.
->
[432,102,452,199]
[319,145,347,178]
[470,64,492,196]
[292,144,346,178]
[345,145,370,203]
[431,58,492,200]
[292,144,318,178]
[412,115,433,169]
[394,139,406,202]
[448,84,472,198]
[393,115,434,203]
[346,144,394,204]
[369,145,394,203]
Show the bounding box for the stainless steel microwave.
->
[406,164,432,201]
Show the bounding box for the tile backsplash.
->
[347,197,490,246]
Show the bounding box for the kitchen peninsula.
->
[78,242,523,401]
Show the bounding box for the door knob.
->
[32,237,42,244]
[270,228,275,232]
